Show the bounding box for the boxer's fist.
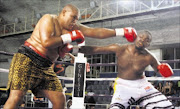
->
[115,27,137,42]
[61,30,85,44]
[157,63,173,77]
[59,44,73,58]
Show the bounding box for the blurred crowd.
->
[150,80,180,106]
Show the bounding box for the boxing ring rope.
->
[0,67,179,81]
[0,57,179,78]
[0,51,14,56]
[1,50,180,64]
[0,56,179,82]
[1,50,179,80]
[0,51,180,108]
[0,68,9,73]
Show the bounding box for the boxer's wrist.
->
[61,34,72,44]
[115,27,137,42]
[61,30,85,44]
[115,28,124,37]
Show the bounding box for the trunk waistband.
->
[18,45,53,68]
[24,41,48,59]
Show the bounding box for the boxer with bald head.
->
[78,30,174,108]
[4,4,137,109]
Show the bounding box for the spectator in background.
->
[66,96,72,109]
[53,53,75,91]
[156,81,164,93]
[169,81,177,96]
[86,89,95,96]
[33,96,44,102]
[109,81,115,94]
[85,89,96,109]
[177,80,180,96]
[65,53,75,77]
[87,96,95,109]
[53,53,75,77]
[163,81,172,96]
[85,96,96,109]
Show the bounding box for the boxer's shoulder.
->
[40,14,57,21]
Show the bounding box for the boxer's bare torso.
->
[26,14,69,62]
[116,44,154,80]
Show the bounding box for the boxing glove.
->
[157,63,173,77]
[115,27,137,42]
[59,43,73,58]
[61,30,85,44]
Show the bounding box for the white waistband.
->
[115,77,148,88]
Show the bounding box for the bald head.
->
[62,4,79,13]
[58,4,80,31]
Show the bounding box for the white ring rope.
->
[57,76,180,81]
[0,68,9,73]
[0,68,179,81]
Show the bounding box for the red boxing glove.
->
[59,43,73,58]
[157,63,173,77]
[61,30,85,44]
[115,27,137,42]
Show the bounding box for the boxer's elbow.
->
[96,28,116,39]
[96,33,115,39]
[98,34,108,39]
[41,40,52,49]
[86,29,114,39]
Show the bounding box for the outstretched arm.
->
[79,24,115,39]
[78,23,137,42]
[150,53,173,77]
[79,44,119,55]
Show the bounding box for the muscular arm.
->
[150,53,161,73]
[150,52,173,77]
[79,44,119,55]
[39,14,63,49]
[79,23,116,39]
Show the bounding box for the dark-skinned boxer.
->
[73,30,174,109]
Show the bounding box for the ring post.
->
[70,43,86,109]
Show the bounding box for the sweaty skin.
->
[79,31,160,80]
[3,4,119,109]
[26,4,116,62]
[26,14,64,62]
